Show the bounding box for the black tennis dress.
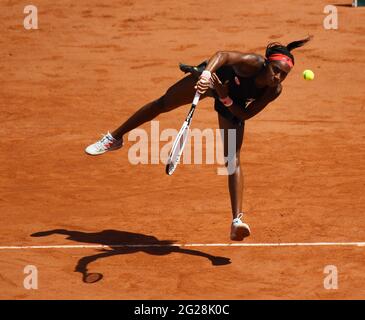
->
[179,61,267,126]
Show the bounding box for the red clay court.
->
[1,0,365,299]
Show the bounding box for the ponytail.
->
[286,36,312,52]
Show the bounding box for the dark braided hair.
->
[265,36,312,65]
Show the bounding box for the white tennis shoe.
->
[85,132,123,155]
[230,213,251,241]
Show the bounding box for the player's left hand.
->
[210,73,229,98]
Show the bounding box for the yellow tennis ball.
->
[303,69,314,80]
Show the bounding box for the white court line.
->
[0,242,365,250]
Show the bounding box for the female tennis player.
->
[85,37,311,241]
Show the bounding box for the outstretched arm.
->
[205,51,247,73]
[196,52,263,94]
[204,51,257,73]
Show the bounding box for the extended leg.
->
[112,74,205,140]
[85,74,209,155]
[218,114,250,240]
[218,114,245,219]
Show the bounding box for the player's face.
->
[266,61,290,87]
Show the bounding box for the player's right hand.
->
[194,70,211,95]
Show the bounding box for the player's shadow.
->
[31,229,231,283]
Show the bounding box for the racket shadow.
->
[31,229,231,283]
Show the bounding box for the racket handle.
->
[192,92,200,107]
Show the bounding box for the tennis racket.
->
[165,92,201,175]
